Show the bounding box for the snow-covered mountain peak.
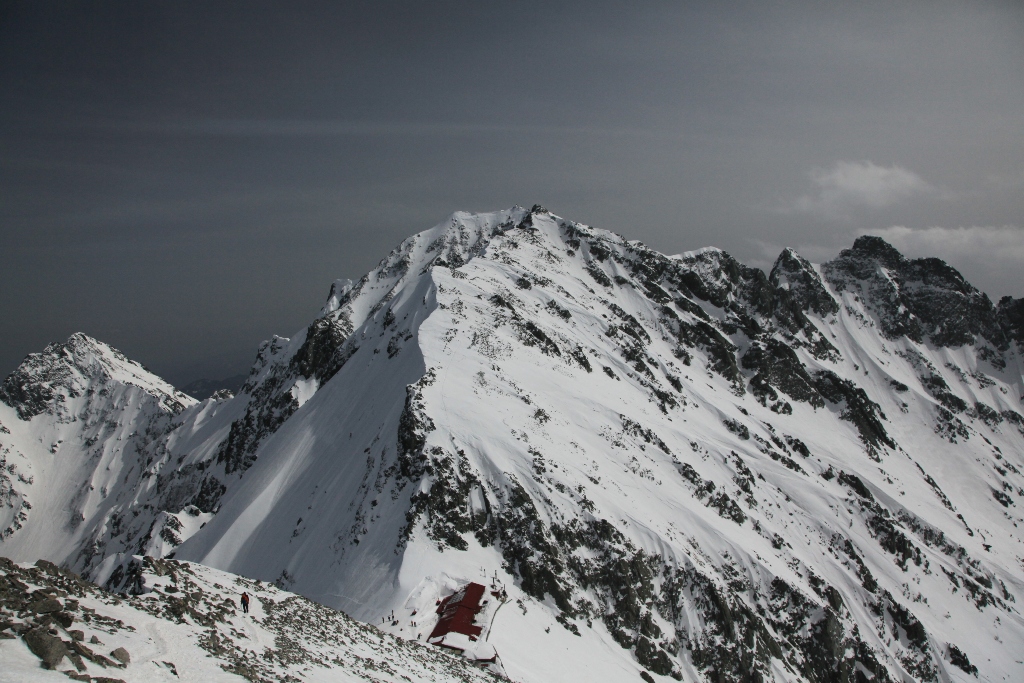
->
[0,332,193,422]
[823,235,1009,349]
[769,248,839,321]
[0,334,204,577]
[168,208,1023,681]
[768,247,816,290]
[3,209,1024,683]
[316,206,535,344]
[362,205,529,280]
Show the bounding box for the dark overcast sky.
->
[2,1,1023,385]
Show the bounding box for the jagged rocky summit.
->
[2,206,1023,683]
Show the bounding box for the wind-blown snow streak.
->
[3,206,1024,683]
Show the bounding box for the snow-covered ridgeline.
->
[0,555,500,682]
[2,206,1024,682]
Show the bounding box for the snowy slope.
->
[3,206,1024,683]
[0,556,500,682]
[0,334,202,570]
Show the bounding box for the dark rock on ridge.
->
[109,645,131,666]
[770,247,840,320]
[998,295,1024,350]
[824,236,1003,348]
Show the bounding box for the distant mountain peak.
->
[770,247,838,319]
[824,236,1007,347]
[0,332,192,420]
[849,234,906,266]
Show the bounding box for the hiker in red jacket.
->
[241,592,250,614]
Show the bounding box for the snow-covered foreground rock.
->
[0,556,499,683]
[3,205,1024,682]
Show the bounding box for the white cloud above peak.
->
[794,160,934,218]
[865,225,1024,264]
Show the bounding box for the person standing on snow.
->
[241,592,250,614]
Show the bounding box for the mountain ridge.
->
[0,555,505,682]
[2,206,1023,683]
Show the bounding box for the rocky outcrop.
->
[824,236,1003,348]
[770,248,839,320]
[998,295,1024,350]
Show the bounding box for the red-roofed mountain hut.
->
[428,582,485,647]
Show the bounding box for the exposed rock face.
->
[823,235,1004,347]
[770,248,840,320]
[998,295,1024,349]
[27,593,62,614]
[2,211,1023,683]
